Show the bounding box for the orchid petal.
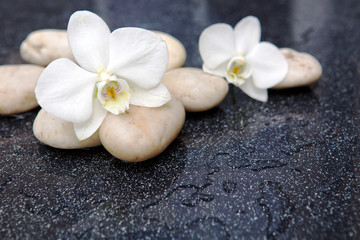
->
[68,10,110,73]
[246,42,288,89]
[129,83,171,107]
[199,23,236,69]
[234,16,261,54]
[238,78,268,102]
[202,62,228,78]
[107,28,168,89]
[74,98,108,141]
[35,58,98,123]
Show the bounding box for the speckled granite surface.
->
[0,0,359,239]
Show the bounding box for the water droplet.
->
[222,180,237,194]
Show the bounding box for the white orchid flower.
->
[199,16,288,102]
[35,11,171,140]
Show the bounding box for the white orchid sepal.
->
[199,16,288,102]
[35,10,171,141]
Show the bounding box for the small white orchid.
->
[35,11,171,140]
[199,16,288,102]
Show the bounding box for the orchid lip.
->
[96,78,131,115]
[226,56,252,83]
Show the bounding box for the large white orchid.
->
[35,11,171,140]
[199,16,288,102]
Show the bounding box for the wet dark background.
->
[1,0,359,239]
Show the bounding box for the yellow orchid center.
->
[106,86,116,99]
[96,69,131,115]
[226,56,252,84]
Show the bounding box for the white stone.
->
[33,109,101,149]
[272,48,322,89]
[153,31,187,70]
[20,29,75,66]
[99,97,185,162]
[162,67,228,112]
[0,64,43,114]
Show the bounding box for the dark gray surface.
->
[1,0,359,239]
